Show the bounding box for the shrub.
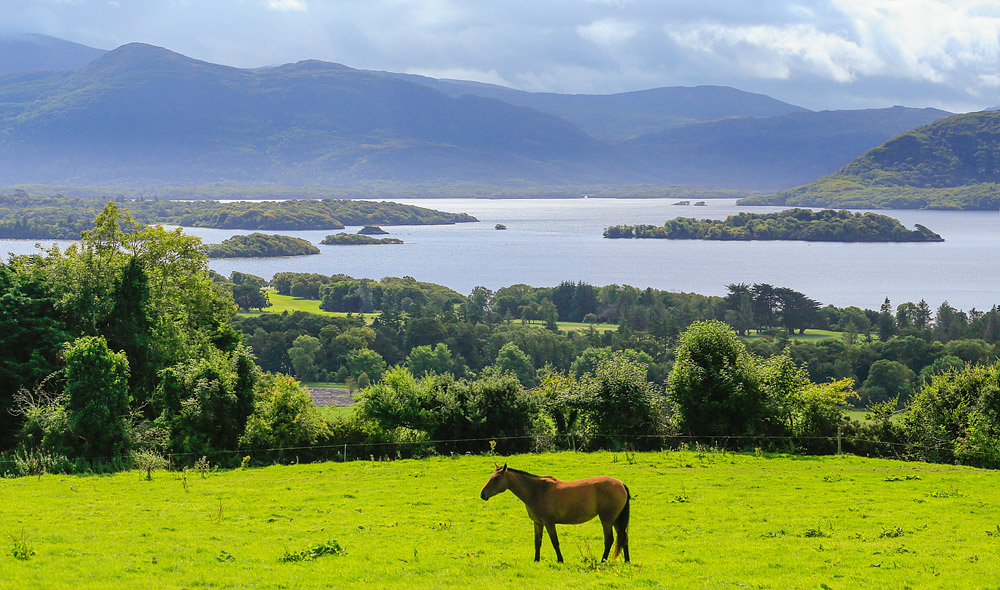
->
[581,354,666,450]
[668,320,770,437]
[155,345,258,455]
[241,374,329,449]
[902,361,1000,466]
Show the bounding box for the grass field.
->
[242,291,619,332]
[3,450,999,589]
[742,329,843,342]
[241,290,378,323]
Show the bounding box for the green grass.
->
[555,321,618,333]
[241,290,377,323]
[742,329,843,342]
[3,451,1000,589]
[242,292,620,333]
[317,404,356,420]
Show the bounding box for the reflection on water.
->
[3,198,998,310]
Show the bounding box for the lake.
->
[2,198,997,310]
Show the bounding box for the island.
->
[205,233,320,258]
[358,225,389,235]
[604,209,944,242]
[495,224,507,230]
[321,233,403,245]
[0,193,478,239]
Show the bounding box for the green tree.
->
[860,359,915,406]
[667,320,771,436]
[0,262,69,448]
[406,343,459,377]
[347,348,387,383]
[493,342,536,387]
[877,297,897,341]
[903,361,1000,467]
[288,334,322,381]
[241,374,328,449]
[582,354,664,449]
[156,346,258,455]
[64,336,131,458]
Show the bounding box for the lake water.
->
[2,198,998,310]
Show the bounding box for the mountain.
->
[384,73,809,142]
[0,39,961,190]
[615,106,952,191]
[0,33,106,73]
[740,110,1000,209]
[0,43,643,186]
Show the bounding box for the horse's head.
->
[480,463,509,501]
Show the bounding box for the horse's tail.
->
[612,484,630,561]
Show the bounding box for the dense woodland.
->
[205,233,320,258]
[604,209,943,242]
[0,192,477,239]
[2,204,1000,477]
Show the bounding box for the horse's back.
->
[544,476,628,524]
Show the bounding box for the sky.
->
[4,0,1000,112]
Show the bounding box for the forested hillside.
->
[744,110,1000,209]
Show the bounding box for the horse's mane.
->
[506,467,553,480]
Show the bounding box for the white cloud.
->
[670,23,883,82]
[266,0,307,12]
[577,19,639,45]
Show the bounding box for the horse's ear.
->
[502,463,507,471]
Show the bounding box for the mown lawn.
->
[241,290,377,323]
[2,451,998,589]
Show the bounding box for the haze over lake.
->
[3,198,997,311]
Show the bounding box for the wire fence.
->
[0,430,956,478]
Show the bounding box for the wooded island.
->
[205,233,320,258]
[604,209,944,242]
[0,193,478,239]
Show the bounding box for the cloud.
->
[577,19,639,46]
[266,0,307,12]
[2,0,999,111]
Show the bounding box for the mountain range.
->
[0,36,957,190]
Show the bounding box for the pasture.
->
[2,450,998,589]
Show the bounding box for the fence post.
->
[343,444,347,463]
[837,426,842,455]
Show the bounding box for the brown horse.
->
[480,464,630,563]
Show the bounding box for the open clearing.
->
[3,451,998,589]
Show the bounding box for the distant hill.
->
[742,110,1000,209]
[386,73,809,141]
[0,43,644,186]
[0,38,962,190]
[0,33,105,73]
[615,107,952,191]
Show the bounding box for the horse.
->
[480,463,630,563]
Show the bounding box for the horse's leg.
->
[533,522,543,562]
[613,518,629,563]
[600,516,614,562]
[544,522,563,563]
